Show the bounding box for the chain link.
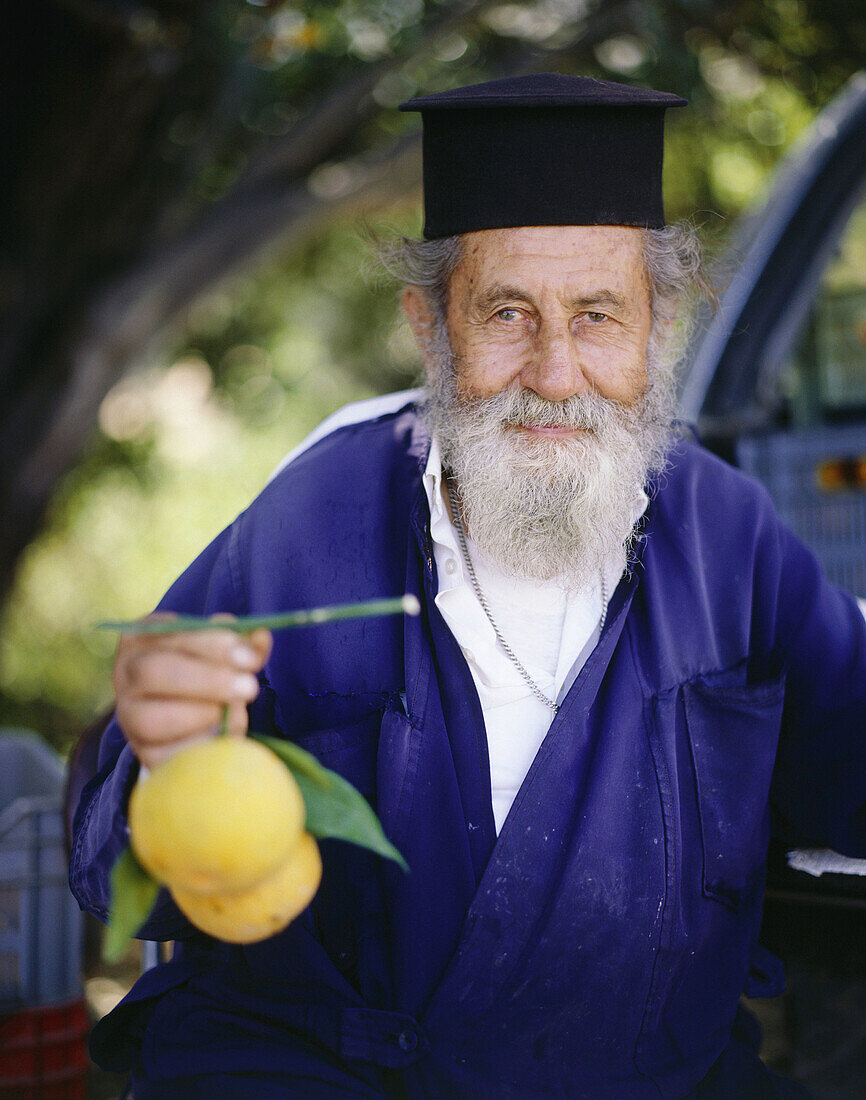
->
[445,476,608,713]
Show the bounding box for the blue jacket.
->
[71,398,866,1098]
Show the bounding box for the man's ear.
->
[401,286,438,374]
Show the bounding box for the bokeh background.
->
[4,0,865,755]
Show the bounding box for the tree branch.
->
[11,133,422,511]
[229,0,499,197]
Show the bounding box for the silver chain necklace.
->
[445,476,608,713]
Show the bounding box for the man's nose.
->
[520,321,590,402]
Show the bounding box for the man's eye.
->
[495,308,520,321]
[586,312,607,323]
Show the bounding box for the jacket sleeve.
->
[69,519,246,939]
[769,517,866,854]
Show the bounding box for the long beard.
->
[422,340,676,589]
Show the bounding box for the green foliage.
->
[0,213,399,750]
[182,208,423,399]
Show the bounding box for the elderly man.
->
[72,75,865,1098]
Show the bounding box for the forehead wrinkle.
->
[470,283,530,312]
[564,289,629,312]
[469,281,631,315]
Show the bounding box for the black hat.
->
[399,73,687,238]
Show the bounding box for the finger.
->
[115,611,176,661]
[137,731,216,770]
[132,627,254,667]
[118,698,226,748]
[240,627,272,667]
[212,616,271,669]
[116,612,272,669]
[117,650,261,704]
[115,612,243,664]
[141,625,268,673]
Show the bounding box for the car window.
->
[781,199,866,423]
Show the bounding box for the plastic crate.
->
[0,996,89,1100]
[736,423,866,596]
[0,733,83,1009]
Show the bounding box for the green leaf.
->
[252,733,334,788]
[252,733,408,872]
[297,768,409,872]
[104,846,161,963]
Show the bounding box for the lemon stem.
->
[218,705,229,738]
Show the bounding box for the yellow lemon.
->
[129,736,305,895]
[171,832,322,943]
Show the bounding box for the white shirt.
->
[423,435,646,834]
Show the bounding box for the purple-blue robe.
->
[70,399,866,1097]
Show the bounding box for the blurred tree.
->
[2,0,865,613]
[1,0,494,607]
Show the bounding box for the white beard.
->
[422,339,676,590]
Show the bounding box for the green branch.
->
[96,594,420,634]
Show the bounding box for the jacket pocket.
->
[684,673,786,908]
[290,708,382,805]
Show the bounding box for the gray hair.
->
[641,221,709,364]
[379,221,708,368]
[378,234,465,320]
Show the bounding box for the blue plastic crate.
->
[737,424,866,597]
[0,733,83,1009]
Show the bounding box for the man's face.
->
[443,225,652,416]
[403,223,674,587]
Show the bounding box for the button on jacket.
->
[71,397,866,1098]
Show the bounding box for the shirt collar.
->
[423,434,448,527]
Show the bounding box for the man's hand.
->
[112,614,273,769]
